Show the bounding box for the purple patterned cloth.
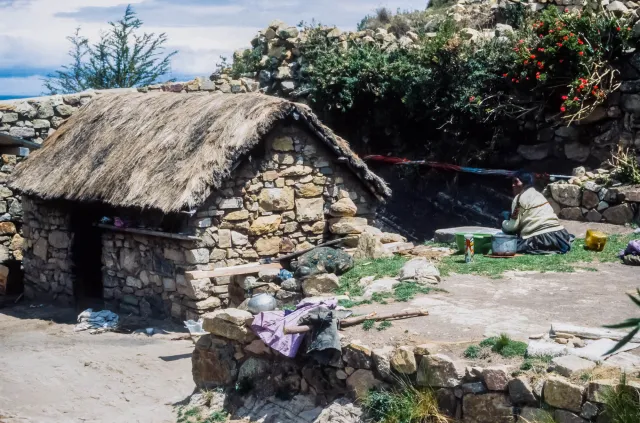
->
[251,298,337,358]
[620,239,640,258]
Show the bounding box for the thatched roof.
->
[10,92,390,212]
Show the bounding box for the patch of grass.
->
[519,410,556,423]
[377,321,392,331]
[281,304,296,311]
[393,281,438,302]
[362,319,375,331]
[601,374,640,423]
[479,334,528,358]
[520,355,553,373]
[363,383,449,423]
[580,372,593,382]
[439,235,634,279]
[204,411,227,423]
[464,345,481,359]
[337,257,408,297]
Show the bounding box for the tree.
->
[44,5,177,94]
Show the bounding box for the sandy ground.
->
[0,305,195,423]
[346,262,640,351]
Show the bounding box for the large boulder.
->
[390,346,417,374]
[353,232,391,260]
[346,369,382,401]
[517,143,551,161]
[372,346,394,382]
[292,247,354,277]
[398,258,441,284]
[482,366,511,391]
[238,357,271,383]
[508,376,537,405]
[301,273,340,296]
[416,354,464,388]
[329,217,368,235]
[462,393,514,423]
[544,376,584,412]
[295,198,324,222]
[202,309,255,343]
[343,341,373,370]
[552,355,596,378]
[565,142,591,162]
[550,184,581,207]
[602,204,634,224]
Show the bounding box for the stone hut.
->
[10,92,390,320]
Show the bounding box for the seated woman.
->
[502,173,574,254]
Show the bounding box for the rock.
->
[362,278,399,299]
[329,217,368,235]
[585,210,602,222]
[302,273,340,296]
[560,207,584,220]
[577,106,607,124]
[329,198,358,217]
[295,198,324,223]
[202,309,255,342]
[552,355,596,378]
[255,237,282,256]
[296,183,323,198]
[249,215,282,237]
[550,184,581,207]
[271,136,294,152]
[231,231,248,246]
[573,167,586,177]
[582,190,600,209]
[556,126,580,140]
[280,165,313,177]
[462,393,513,423]
[302,221,326,235]
[416,354,464,388]
[340,340,371,365]
[218,229,232,248]
[602,204,634,224]
[238,357,271,383]
[258,188,294,211]
[398,258,441,284]
[508,376,537,405]
[372,346,394,382]
[544,376,584,412]
[607,0,629,14]
[463,382,488,395]
[224,210,249,221]
[414,343,439,356]
[352,232,390,260]
[390,346,417,374]
[192,335,238,388]
[281,278,302,292]
[621,93,640,113]
[555,410,588,423]
[185,248,209,264]
[482,366,511,391]
[521,407,553,422]
[346,370,381,401]
[517,143,551,160]
[379,232,406,244]
[587,379,617,403]
[33,237,47,260]
[187,296,222,311]
[581,401,599,419]
[9,127,36,138]
[244,339,271,355]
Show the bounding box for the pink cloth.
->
[251,298,337,358]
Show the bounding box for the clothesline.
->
[364,155,572,180]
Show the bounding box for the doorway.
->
[70,205,104,307]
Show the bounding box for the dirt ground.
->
[0,305,195,423]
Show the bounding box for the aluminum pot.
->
[491,233,518,256]
[247,293,277,314]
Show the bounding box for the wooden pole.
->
[283,309,429,334]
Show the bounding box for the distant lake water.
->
[0,95,34,101]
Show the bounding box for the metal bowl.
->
[247,293,277,314]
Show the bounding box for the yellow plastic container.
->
[585,230,608,252]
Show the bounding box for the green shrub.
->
[480,334,528,358]
[464,345,481,359]
[363,384,449,423]
[362,319,375,331]
[601,374,640,423]
[377,321,392,331]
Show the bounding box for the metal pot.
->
[247,293,277,314]
[492,233,518,256]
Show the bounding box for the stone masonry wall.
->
[21,196,75,304]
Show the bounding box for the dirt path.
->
[0,305,195,423]
[347,262,640,350]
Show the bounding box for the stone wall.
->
[193,308,623,423]
[21,196,75,304]
[545,179,640,224]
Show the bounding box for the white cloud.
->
[0,0,428,95]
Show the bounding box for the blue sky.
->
[0,0,427,99]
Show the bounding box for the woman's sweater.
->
[502,187,564,239]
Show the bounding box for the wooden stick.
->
[283,309,429,334]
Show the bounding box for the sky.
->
[0,0,427,99]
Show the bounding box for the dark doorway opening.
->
[70,205,103,306]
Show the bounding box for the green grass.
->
[439,234,634,279]
[601,374,640,423]
[377,321,392,331]
[363,383,449,423]
[478,334,528,358]
[520,355,553,373]
[464,345,481,359]
[362,319,375,331]
[337,256,408,297]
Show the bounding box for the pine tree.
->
[44,5,177,94]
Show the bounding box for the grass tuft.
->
[477,334,528,358]
[464,345,481,359]
[337,257,408,297]
[377,321,392,331]
[520,355,553,372]
[601,374,640,423]
[363,381,449,423]
[439,235,634,279]
[362,319,375,331]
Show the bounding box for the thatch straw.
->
[10,92,390,212]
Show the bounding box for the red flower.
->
[519,39,524,44]
[524,60,529,65]
[503,73,508,77]
[549,30,554,33]
[573,97,579,101]
[593,85,598,89]
[512,78,516,82]
[530,54,536,59]
[538,48,545,52]
[617,27,621,31]
[579,84,585,89]
[578,39,584,45]
[579,51,584,56]
[561,106,566,112]
[563,36,569,41]
[469,96,475,102]
[561,95,568,100]
[557,43,563,47]
[515,79,520,83]
[526,77,530,80]
[628,27,632,31]
[539,34,543,38]
[564,8,569,12]
[536,74,541,80]
[570,33,574,37]
[559,59,564,63]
